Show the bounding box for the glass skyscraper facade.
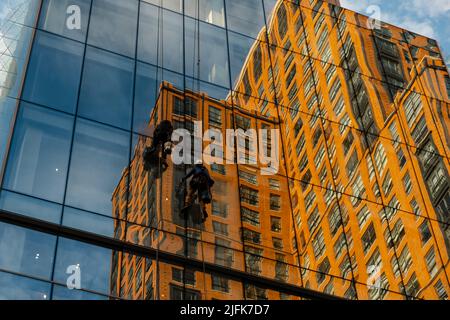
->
[0,0,449,300]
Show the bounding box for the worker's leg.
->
[200,200,208,222]
[185,185,196,207]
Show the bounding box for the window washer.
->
[143,120,174,171]
[181,161,215,223]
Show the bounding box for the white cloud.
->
[381,12,436,38]
[410,0,450,18]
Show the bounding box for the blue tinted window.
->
[0,97,16,168]
[143,0,182,13]
[185,18,230,88]
[78,47,134,130]
[228,31,260,87]
[88,0,138,57]
[138,3,183,73]
[39,0,92,42]
[134,62,157,135]
[65,118,130,216]
[54,238,112,294]
[225,0,265,39]
[62,207,115,237]
[0,222,56,279]
[185,0,225,27]
[0,190,62,224]
[133,63,184,135]
[23,31,84,114]
[0,271,50,300]
[3,103,73,203]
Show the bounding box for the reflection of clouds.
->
[0,1,11,23]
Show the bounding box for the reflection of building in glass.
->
[229,1,450,299]
[0,0,449,300]
[111,82,297,300]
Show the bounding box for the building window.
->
[211,274,229,293]
[208,106,222,127]
[173,96,198,117]
[235,114,251,130]
[346,150,359,178]
[334,233,346,259]
[312,229,326,259]
[308,207,321,234]
[343,131,354,154]
[277,3,288,38]
[419,221,432,245]
[351,176,366,207]
[215,238,233,267]
[316,257,331,285]
[212,201,228,218]
[275,254,288,281]
[240,186,259,206]
[339,256,352,279]
[211,163,226,175]
[328,205,342,236]
[212,221,228,236]
[362,223,376,254]
[393,245,412,277]
[411,116,428,145]
[434,280,448,300]
[239,170,257,185]
[427,163,448,198]
[245,284,267,300]
[382,171,393,196]
[403,172,412,194]
[242,228,261,244]
[410,199,422,218]
[367,248,382,277]
[252,45,263,81]
[374,143,387,177]
[314,145,326,169]
[172,267,196,286]
[403,92,423,128]
[170,285,200,300]
[329,78,341,102]
[305,190,317,212]
[334,96,345,116]
[268,179,280,190]
[272,237,283,250]
[425,247,438,277]
[357,206,371,229]
[405,273,421,298]
[88,0,138,57]
[285,65,297,88]
[271,216,282,232]
[245,246,263,275]
[386,219,405,249]
[270,194,281,211]
[241,207,260,226]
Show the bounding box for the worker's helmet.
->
[194,159,203,166]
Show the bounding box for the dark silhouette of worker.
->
[181,162,215,222]
[143,120,174,171]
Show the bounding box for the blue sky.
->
[340,0,450,66]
